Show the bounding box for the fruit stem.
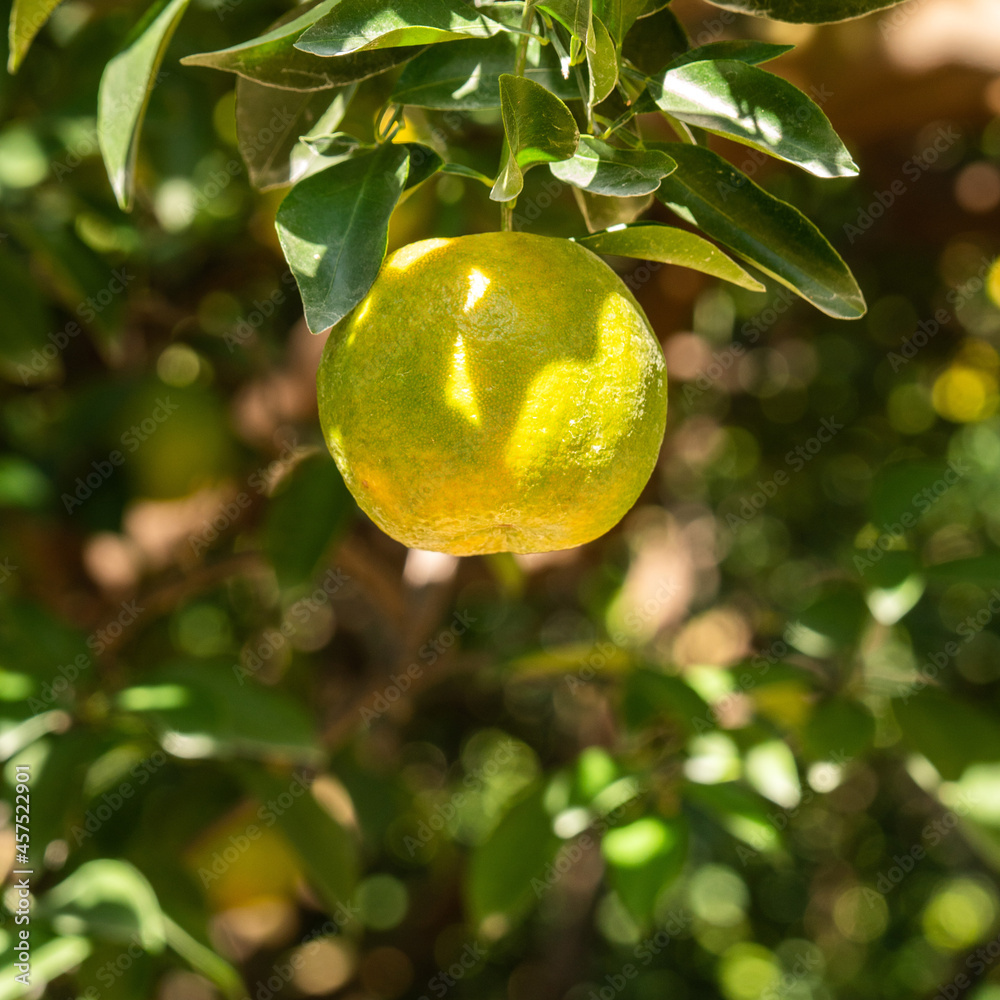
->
[513,2,535,78]
[500,2,537,233]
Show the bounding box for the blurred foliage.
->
[2,1,1000,1000]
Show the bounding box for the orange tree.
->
[4,1,1000,999]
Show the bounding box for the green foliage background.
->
[2,1,1000,999]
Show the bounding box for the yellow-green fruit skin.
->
[317,232,668,556]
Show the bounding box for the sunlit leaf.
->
[655,143,866,318]
[7,0,64,72]
[702,0,909,24]
[551,137,675,196]
[183,0,422,91]
[648,59,858,178]
[391,31,579,109]
[492,74,579,201]
[296,0,503,57]
[98,0,193,210]
[275,143,410,332]
[575,223,766,291]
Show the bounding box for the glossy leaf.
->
[296,0,503,57]
[492,74,579,202]
[391,31,579,109]
[551,136,675,196]
[655,143,866,318]
[183,0,421,92]
[236,79,356,190]
[538,0,594,62]
[575,223,766,292]
[98,0,193,210]
[573,189,653,232]
[703,0,909,24]
[466,783,560,929]
[663,39,793,70]
[237,765,359,914]
[275,143,410,332]
[592,0,648,46]
[648,59,858,178]
[588,15,618,104]
[7,0,63,72]
[621,4,687,76]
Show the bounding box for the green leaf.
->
[98,0,193,210]
[538,0,594,62]
[551,136,675,196]
[7,0,63,72]
[702,0,909,24]
[236,79,356,190]
[275,143,410,333]
[575,223,766,292]
[663,39,793,71]
[655,143,866,318]
[492,74,579,201]
[183,0,422,92]
[116,662,322,763]
[603,816,687,925]
[573,189,652,232]
[401,142,445,191]
[296,0,503,57]
[621,4,687,76]
[237,765,359,914]
[587,15,618,105]
[391,31,579,109]
[44,860,166,950]
[648,60,857,178]
[262,451,354,588]
[592,0,648,46]
[895,690,1000,781]
[790,586,870,654]
[466,783,560,930]
[924,555,1000,586]
[803,698,876,760]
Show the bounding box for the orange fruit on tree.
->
[317,232,667,555]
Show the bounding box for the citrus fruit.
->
[317,231,667,555]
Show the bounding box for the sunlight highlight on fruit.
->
[317,232,668,555]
